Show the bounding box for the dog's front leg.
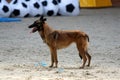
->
[49,47,58,68]
[49,50,54,68]
[53,49,58,68]
[50,47,58,68]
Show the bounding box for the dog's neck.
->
[43,23,53,35]
[38,23,54,43]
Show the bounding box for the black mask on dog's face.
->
[28,16,47,33]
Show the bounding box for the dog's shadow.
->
[54,66,94,73]
[64,66,93,70]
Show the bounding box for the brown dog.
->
[28,16,91,69]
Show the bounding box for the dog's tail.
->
[85,34,89,42]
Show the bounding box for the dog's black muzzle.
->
[28,24,34,28]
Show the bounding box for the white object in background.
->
[29,0,43,17]
[10,0,30,17]
[0,0,12,17]
[57,0,80,16]
[40,0,59,16]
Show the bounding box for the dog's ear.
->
[40,16,47,22]
[40,15,44,20]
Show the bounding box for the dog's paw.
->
[79,66,84,69]
[49,65,53,68]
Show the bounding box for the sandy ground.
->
[0,8,120,80]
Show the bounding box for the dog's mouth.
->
[30,27,38,33]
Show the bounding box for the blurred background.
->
[0,0,120,18]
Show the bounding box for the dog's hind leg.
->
[76,44,87,69]
[79,49,87,69]
[76,44,82,60]
[85,51,91,67]
[79,53,82,59]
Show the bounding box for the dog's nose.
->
[28,26,31,28]
[28,24,33,28]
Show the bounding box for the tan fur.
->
[38,22,91,69]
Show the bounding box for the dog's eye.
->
[34,21,38,24]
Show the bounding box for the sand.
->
[0,8,120,80]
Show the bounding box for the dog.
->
[28,16,91,69]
